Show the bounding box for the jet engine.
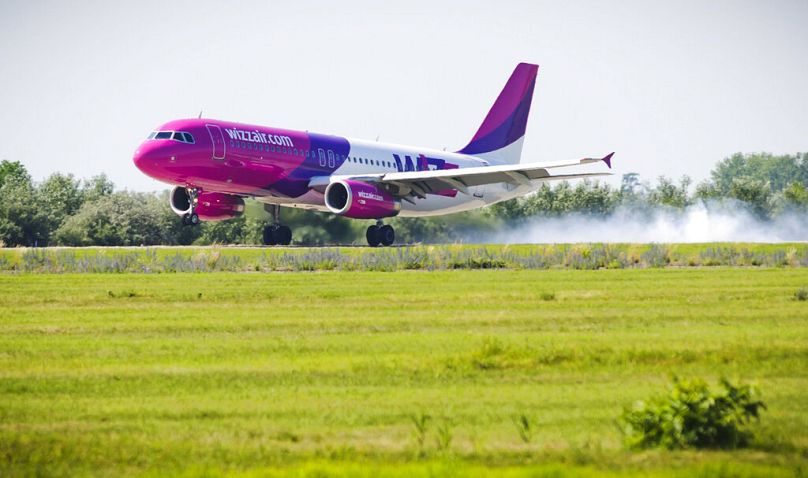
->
[324,180,401,219]
[169,186,245,221]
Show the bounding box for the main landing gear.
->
[366,220,395,247]
[262,204,292,246]
[182,188,200,226]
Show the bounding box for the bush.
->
[795,287,808,301]
[620,377,765,450]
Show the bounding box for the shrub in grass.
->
[435,418,454,452]
[620,377,765,450]
[641,244,671,268]
[410,413,430,456]
[795,287,808,301]
[470,337,507,370]
[514,414,534,443]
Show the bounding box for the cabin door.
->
[205,124,226,160]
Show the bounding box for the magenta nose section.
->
[132,146,147,171]
[133,141,166,178]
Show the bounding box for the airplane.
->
[133,62,612,246]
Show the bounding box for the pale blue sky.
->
[1,0,806,191]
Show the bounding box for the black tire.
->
[182,213,191,226]
[379,225,395,246]
[278,225,292,245]
[189,213,200,226]
[262,225,277,246]
[366,225,381,247]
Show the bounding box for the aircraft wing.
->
[310,152,613,199]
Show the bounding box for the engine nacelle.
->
[324,180,401,219]
[169,187,245,222]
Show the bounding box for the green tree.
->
[53,192,177,246]
[486,197,528,222]
[648,176,691,208]
[38,173,84,243]
[196,216,263,245]
[781,182,808,212]
[729,177,772,219]
[0,160,31,189]
[81,174,115,202]
[620,172,641,195]
[709,152,804,194]
[0,167,45,246]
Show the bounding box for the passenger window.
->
[155,131,172,139]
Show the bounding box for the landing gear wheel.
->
[262,204,292,246]
[182,212,200,226]
[180,187,201,226]
[277,225,292,245]
[366,225,381,247]
[263,224,292,246]
[262,225,277,246]
[379,225,395,246]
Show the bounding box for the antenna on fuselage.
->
[198,109,203,119]
[375,134,380,142]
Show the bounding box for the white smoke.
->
[480,202,808,243]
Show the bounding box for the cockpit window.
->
[147,132,157,140]
[152,131,195,143]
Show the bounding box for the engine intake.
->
[169,187,245,222]
[325,180,401,219]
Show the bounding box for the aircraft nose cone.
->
[132,148,146,169]
[133,142,164,177]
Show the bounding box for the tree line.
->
[1,152,806,247]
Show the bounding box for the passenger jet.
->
[133,63,612,246]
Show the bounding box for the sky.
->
[0,0,806,192]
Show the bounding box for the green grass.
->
[1,242,807,272]
[1,268,808,476]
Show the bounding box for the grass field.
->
[2,243,808,272]
[2,265,808,476]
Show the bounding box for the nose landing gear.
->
[181,188,200,226]
[366,220,395,247]
[262,204,293,246]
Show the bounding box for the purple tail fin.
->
[458,63,538,164]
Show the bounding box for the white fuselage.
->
[255,137,534,216]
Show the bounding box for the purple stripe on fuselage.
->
[270,133,350,198]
